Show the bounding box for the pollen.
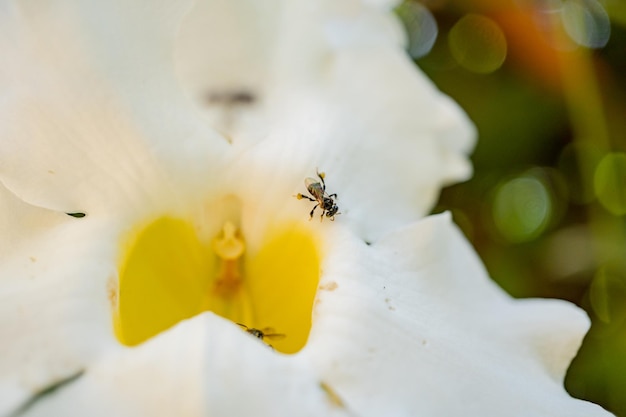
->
[107,275,118,308]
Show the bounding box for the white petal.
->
[10,212,610,416]
[360,0,402,9]
[282,48,474,242]
[0,0,229,216]
[301,213,611,416]
[17,314,351,417]
[177,0,475,241]
[0,184,117,415]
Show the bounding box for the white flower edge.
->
[2,0,475,242]
[0,0,229,218]
[12,314,352,417]
[305,212,611,416]
[9,213,613,417]
[176,0,476,242]
[0,183,120,414]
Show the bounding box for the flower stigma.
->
[113,209,320,354]
[211,221,246,298]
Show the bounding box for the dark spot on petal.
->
[9,370,84,416]
[66,212,86,218]
[385,298,396,311]
[205,90,256,106]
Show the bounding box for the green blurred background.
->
[396,0,626,415]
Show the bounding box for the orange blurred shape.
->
[493,6,563,91]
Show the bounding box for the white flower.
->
[0,0,612,416]
[176,0,475,242]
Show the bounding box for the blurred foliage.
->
[397,0,626,415]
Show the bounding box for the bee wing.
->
[261,327,286,341]
[304,178,323,198]
[304,177,317,188]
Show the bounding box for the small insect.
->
[237,323,286,348]
[295,170,340,221]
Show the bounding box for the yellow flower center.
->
[113,213,320,354]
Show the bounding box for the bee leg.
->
[320,209,326,222]
[309,204,318,220]
[316,170,326,192]
[296,193,316,202]
[328,193,337,199]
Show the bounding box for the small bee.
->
[295,170,340,221]
[237,323,286,348]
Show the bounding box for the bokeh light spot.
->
[493,175,552,243]
[561,0,611,49]
[396,2,438,59]
[558,142,604,204]
[594,152,626,215]
[590,268,612,323]
[448,14,507,74]
[589,267,626,325]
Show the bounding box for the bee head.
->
[326,205,339,218]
